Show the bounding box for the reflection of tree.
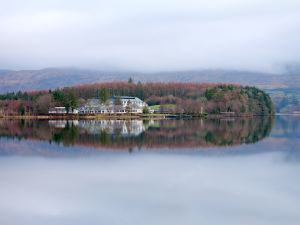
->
[205,132,215,143]
[52,122,79,145]
[100,130,109,145]
[0,117,274,150]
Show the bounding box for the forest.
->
[0,81,274,116]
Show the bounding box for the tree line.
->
[0,81,274,116]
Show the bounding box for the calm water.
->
[0,116,299,225]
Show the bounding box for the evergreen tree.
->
[114,96,122,105]
[128,77,133,84]
[100,88,109,104]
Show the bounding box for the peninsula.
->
[0,81,274,118]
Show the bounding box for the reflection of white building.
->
[48,118,153,137]
[78,96,148,114]
[78,120,147,136]
[48,120,79,128]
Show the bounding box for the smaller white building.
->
[48,107,78,114]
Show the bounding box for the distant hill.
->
[266,88,300,113]
[0,68,299,93]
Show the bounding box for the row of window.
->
[79,109,142,114]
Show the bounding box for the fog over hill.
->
[0,67,299,93]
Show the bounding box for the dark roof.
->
[112,96,137,100]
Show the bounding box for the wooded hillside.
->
[0,82,274,116]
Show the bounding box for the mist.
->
[0,0,300,73]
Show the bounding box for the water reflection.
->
[0,116,298,225]
[0,117,273,150]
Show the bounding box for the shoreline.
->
[0,113,275,120]
[0,114,167,120]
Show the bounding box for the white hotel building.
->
[78,96,148,114]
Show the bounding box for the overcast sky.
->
[0,0,299,72]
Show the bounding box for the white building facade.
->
[78,96,148,114]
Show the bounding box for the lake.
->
[0,116,299,225]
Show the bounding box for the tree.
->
[53,90,78,113]
[128,77,133,84]
[35,94,53,114]
[60,91,78,113]
[136,81,144,99]
[114,96,122,105]
[18,104,25,115]
[143,106,149,114]
[53,89,65,103]
[68,91,78,111]
[205,88,216,100]
[100,88,109,104]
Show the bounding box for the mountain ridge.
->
[0,67,299,93]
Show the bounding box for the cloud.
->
[0,0,300,72]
